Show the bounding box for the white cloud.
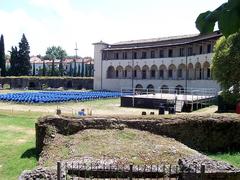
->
[0,0,226,57]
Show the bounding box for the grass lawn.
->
[209,153,240,168]
[0,110,42,180]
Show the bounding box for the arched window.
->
[116,66,124,78]
[203,61,211,80]
[161,85,169,93]
[195,62,201,80]
[150,65,158,79]
[134,65,141,79]
[175,85,184,94]
[135,84,143,89]
[107,66,115,79]
[177,64,186,79]
[125,65,132,79]
[142,65,150,79]
[188,63,194,80]
[159,64,167,79]
[168,64,176,79]
[147,84,155,93]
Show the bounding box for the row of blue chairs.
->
[0,91,123,103]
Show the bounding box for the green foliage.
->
[69,63,73,76]
[45,46,67,60]
[32,63,35,76]
[42,61,46,76]
[0,34,6,76]
[9,34,31,76]
[81,60,84,77]
[51,60,55,76]
[73,60,77,77]
[18,34,31,75]
[196,0,240,37]
[59,60,64,76]
[9,46,19,75]
[77,63,81,76]
[212,32,240,104]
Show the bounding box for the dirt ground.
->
[39,128,201,167]
[0,89,218,116]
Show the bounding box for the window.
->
[168,49,173,57]
[151,51,155,58]
[199,46,203,54]
[114,53,119,59]
[159,50,164,58]
[116,70,119,78]
[179,48,185,57]
[123,52,127,59]
[159,70,164,78]
[188,47,193,56]
[134,70,137,78]
[207,68,211,78]
[207,44,212,53]
[142,70,147,79]
[151,70,155,78]
[102,51,107,60]
[142,52,147,59]
[178,69,182,78]
[168,69,173,78]
[133,52,137,59]
[124,70,127,77]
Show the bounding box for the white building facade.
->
[93,31,222,92]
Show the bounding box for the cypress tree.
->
[69,63,73,76]
[85,64,88,77]
[9,46,19,76]
[42,61,46,76]
[77,63,81,76]
[32,63,36,76]
[0,35,6,76]
[81,59,84,77]
[59,59,64,76]
[18,34,31,75]
[73,60,77,77]
[51,59,55,76]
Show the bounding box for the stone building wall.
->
[0,77,93,90]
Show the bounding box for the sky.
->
[0,0,227,57]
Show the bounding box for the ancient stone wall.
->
[36,115,240,155]
[0,77,93,90]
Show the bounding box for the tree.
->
[81,60,84,77]
[45,46,67,76]
[212,32,240,104]
[0,35,6,76]
[18,34,31,75]
[32,63,36,76]
[85,64,88,77]
[59,59,64,76]
[51,59,55,76]
[9,46,19,76]
[42,61,46,76]
[69,63,73,76]
[77,63,81,76]
[196,0,240,37]
[73,60,77,77]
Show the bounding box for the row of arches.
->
[135,84,184,94]
[107,62,211,80]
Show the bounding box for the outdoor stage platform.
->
[121,91,217,112]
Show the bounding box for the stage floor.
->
[123,93,214,102]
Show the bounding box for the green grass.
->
[0,111,42,180]
[209,152,240,167]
